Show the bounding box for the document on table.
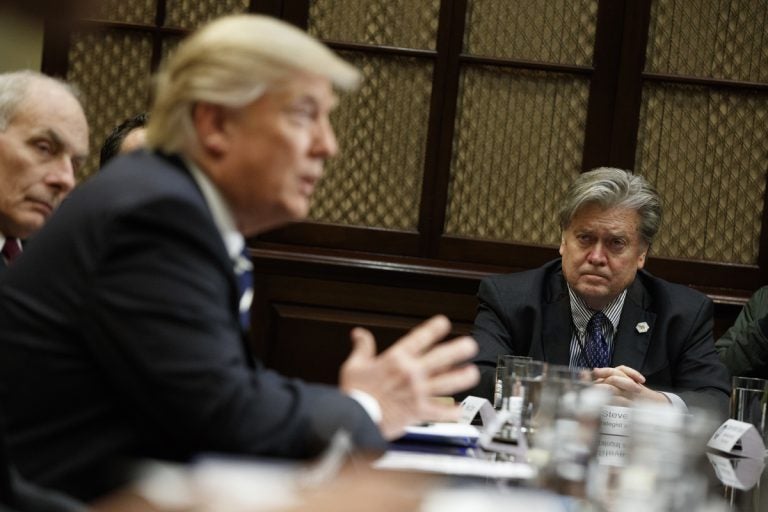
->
[374,451,535,479]
[399,422,481,447]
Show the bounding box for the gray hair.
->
[147,14,361,154]
[559,167,662,246]
[0,70,81,131]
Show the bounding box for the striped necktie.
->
[584,311,610,368]
[1,238,21,265]
[233,247,253,332]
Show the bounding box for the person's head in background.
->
[558,167,662,310]
[0,70,88,239]
[146,14,360,236]
[99,112,148,167]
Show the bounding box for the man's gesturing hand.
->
[339,315,479,440]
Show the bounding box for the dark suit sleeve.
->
[715,287,768,378]
[462,277,516,401]
[82,198,383,459]
[672,296,731,418]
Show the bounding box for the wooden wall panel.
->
[248,250,743,386]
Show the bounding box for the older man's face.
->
[202,71,338,236]
[559,203,648,310]
[0,83,88,238]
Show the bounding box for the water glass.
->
[493,355,532,409]
[730,376,768,451]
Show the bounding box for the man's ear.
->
[637,244,649,269]
[192,102,230,157]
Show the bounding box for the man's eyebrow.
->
[42,128,64,150]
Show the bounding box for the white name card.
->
[597,434,629,467]
[459,396,496,426]
[706,452,765,490]
[707,419,766,459]
[600,405,632,436]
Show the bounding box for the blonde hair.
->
[146,14,360,154]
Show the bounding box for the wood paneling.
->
[248,248,743,384]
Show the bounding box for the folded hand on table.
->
[592,365,670,406]
[339,315,479,440]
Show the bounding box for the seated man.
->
[0,16,478,501]
[466,167,730,415]
[716,286,768,378]
[0,70,89,512]
[98,112,148,167]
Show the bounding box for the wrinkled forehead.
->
[568,203,642,232]
[8,89,90,165]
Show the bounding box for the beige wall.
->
[0,9,43,72]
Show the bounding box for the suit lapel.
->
[612,278,655,368]
[539,270,574,365]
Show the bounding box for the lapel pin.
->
[636,322,649,333]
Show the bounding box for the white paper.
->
[600,405,632,436]
[597,434,629,467]
[707,419,766,459]
[706,452,765,490]
[459,395,496,426]
[374,451,536,479]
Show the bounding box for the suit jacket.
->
[0,152,384,501]
[715,286,768,378]
[465,260,730,416]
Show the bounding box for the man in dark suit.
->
[0,71,88,511]
[0,15,478,501]
[467,168,730,415]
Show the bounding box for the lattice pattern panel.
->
[308,53,433,229]
[646,0,768,82]
[160,34,186,65]
[308,0,440,50]
[445,66,588,243]
[464,0,598,66]
[635,83,768,264]
[165,0,249,30]
[67,30,153,179]
[87,0,157,24]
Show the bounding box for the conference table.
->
[90,427,766,512]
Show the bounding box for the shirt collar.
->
[567,284,627,334]
[0,234,21,251]
[183,157,244,261]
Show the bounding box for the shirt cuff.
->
[347,389,382,424]
[660,391,688,410]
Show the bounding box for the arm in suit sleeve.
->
[673,296,731,418]
[461,277,516,401]
[84,197,383,459]
[715,286,768,378]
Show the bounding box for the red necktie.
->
[1,238,21,265]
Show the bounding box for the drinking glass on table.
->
[493,355,532,409]
[508,360,547,440]
[730,376,768,453]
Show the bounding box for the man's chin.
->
[573,285,612,308]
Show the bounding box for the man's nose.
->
[587,243,607,264]
[313,116,338,159]
[46,158,77,195]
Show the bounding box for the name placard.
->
[459,396,496,426]
[706,452,765,490]
[597,434,629,467]
[707,419,766,459]
[600,405,632,436]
